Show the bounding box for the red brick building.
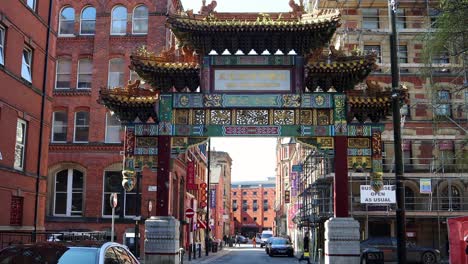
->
[45,0,204,254]
[231,179,276,238]
[0,0,55,233]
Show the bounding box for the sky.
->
[179,0,290,182]
[180,0,295,13]
[211,138,277,182]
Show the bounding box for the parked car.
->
[237,235,249,244]
[260,230,273,248]
[267,237,294,257]
[360,237,440,264]
[265,237,278,254]
[0,241,139,264]
[255,233,262,244]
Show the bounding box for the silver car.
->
[0,241,139,264]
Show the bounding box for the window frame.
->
[105,112,121,143]
[102,170,138,218]
[73,111,90,143]
[435,90,452,117]
[107,58,125,89]
[398,45,408,63]
[52,111,68,143]
[77,58,93,90]
[53,168,84,216]
[362,8,379,29]
[21,46,33,83]
[0,26,4,66]
[26,0,36,11]
[396,9,406,29]
[80,6,96,35]
[59,6,75,37]
[55,58,72,89]
[132,5,149,35]
[111,6,127,35]
[364,45,382,63]
[14,119,27,171]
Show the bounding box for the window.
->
[105,112,121,143]
[55,59,71,89]
[232,200,237,211]
[253,200,258,211]
[439,141,455,171]
[74,111,89,142]
[398,45,408,63]
[0,26,4,65]
[253,217,257,221]
[432,50,450,64]
[441,185,461,210]
[77,59,92,89]
[132,5,148,34]
[242,200,247,211]
[435,90,451,116]
[253,191,257,196]
[26,0,36,10]
[10,196,23,226]
[429,8,440,28]
[111,6,127,35]
[54,169,83,216]
[364,45,381,63]
[362,9,379,29]
[59,7,75,36]
[400,104,410,117]
[108,58,125,88]
[21,47,32,83]
[103,171,139,216]
[264,191,267,195]
[243,217,247,221]
[396,9,406,29]
[263,199,268,211]
[14,119,27,170]
[80,6,96,35]
[404,187,414,210]
[52,111,68,142]
[233,192,237,196]
[242,191,247,195]
[104,248,120,264]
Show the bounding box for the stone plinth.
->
[145,216,180,264]
[324,217,360,264]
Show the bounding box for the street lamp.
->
[205,138,211,256]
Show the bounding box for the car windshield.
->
[261,234,273,239]
[0,246,98,264]
[272,239,289,245]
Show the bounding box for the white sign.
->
[148,186,157,192]
[360,185,396,204]
[214,69,291,92]
[420,179,432,194]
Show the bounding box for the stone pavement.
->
[182,245,231,264]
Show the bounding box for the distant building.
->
[231,178,276,237]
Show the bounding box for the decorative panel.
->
[222,94,282,108]
[348,125,372,137]
[348,138,370,148]
[301,94,333,108]
[173,94,204,108]
[333,94,347,135]
[210,110,232,125]
[236,110,269,125]
[210,55,294,66]
[348,148,372,156]
[371,128,384,192]
[175,109,190,125]
[124,126,136,157]
[134,124,158,136]
[193,110,206,125]
[299,110,313,125]
[317,110,331,125]
[135,137,158,155]
[347,156,372,169]
[317,137,334,149]
[273,110,295,125]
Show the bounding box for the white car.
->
[260,230,273,247]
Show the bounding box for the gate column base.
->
[144,216,180,264]
[324,217,360,264]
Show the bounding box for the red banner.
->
[186,161,198,190]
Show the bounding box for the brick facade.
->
[0,0,55,232]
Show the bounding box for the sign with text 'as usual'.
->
[360,185,396,204]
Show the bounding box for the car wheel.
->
[421,251,436,264]
[269,253,273,257]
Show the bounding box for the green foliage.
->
[421,0,468,67]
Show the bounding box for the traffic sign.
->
[185,208,195,218]
[110,193,118,208]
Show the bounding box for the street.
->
[188,244,300,264]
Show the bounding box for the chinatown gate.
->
[99,7,403,264]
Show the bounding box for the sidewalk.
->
[182,246,231,264]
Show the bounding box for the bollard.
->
[179,248,185,264]
[193,243,196,259]
[188,244,191,261]
[318,248,323,264]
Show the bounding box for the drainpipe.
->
[34,0,54,241]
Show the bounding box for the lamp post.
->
[134,171,141,258]
[205,138,211,256]
[388,1,407,262]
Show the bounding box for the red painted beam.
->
[157,135,171,216]
[334,136,349,217]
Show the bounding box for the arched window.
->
[111,6,127,35]
[132,5,148,34]
[404,186,415,210]
[55,58,72,89]
[59,7,75,36]
[54,168,83,216]
[77,59,93,89]
[80,6,96,35]
[108,58,125,88]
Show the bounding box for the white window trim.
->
[53,169,83,217]
[26,0,36,11]
[51,111,67,143]
[58,7,75,37]
[108,58,125,89]
[21,46,32,83]
[132,5,148,35]
[0,26,4,66]
[73,112,89,143]
[102,171,136,218]
[55,58,72,90]
[14,119,27,171]
[79,6,96,36]
[105,112,121,143]
[110,6,127,36]
[76,59,92,90]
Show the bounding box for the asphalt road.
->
[195,244,300,264]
